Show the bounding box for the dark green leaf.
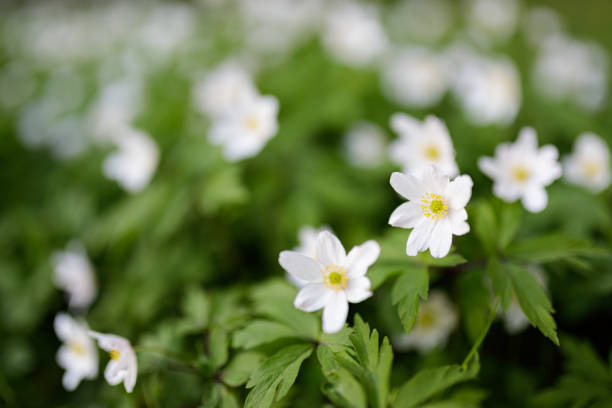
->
[506,234,608,263]
[391,266,429,333]
[222,352,265,387]
[458,269,492,342]
[485,257,512,310]
[473,201,498,255]
[498,203,522,250]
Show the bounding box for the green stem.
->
[461,297,500,369]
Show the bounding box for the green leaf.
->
[392,355,480,408]
[507,264,559,345]
[209,327,229,371]
[202,383,239,408]
[391,266,429,334]
[458,269,492,342]
[181,287,210,331]
[233,320,299,349]
[317,346,367,408]
[420,388,487,408]
[415,253,467,267]
[473,200,498,255]
[368,263,404,290]
[245,343,314,408]
[222,352,265,387]
[498,203,522,250]
[485,257,512,310]
[506,234,608,263]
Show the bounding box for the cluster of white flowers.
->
[52,242,138,393]
[563,133,611,193]
[193,61,280,162]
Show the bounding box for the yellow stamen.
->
[322,265,348,291]
[109,349,121,361]
[420,193,449,220]
[245,117,259,130]
[424,145,440,161]
[416,308,436,329]
[70,343,86,355]
[583,161,600,178]
[512,165,530,183]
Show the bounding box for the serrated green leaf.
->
[202,383,239,408]
[222,352,265,387]
[319,326,353,352]
[506,234,608,263]
[458,269,491,342]
[498,203,522,250]
[233,320,299,349]
[392,355,480,408]
[245,343,313,408]
[485,257,512,310]
[474,200,498,255]
[318,345,367,408]
[391,266,429,334]
[507,263,559,345]
[209,327,229,371]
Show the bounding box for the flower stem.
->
[461,297,500,369]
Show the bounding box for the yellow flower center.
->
[423,145,440,161]
[416,307,436,329]
[583,161,600,178]
[512,165,530,183]
[420,193,449,220]
[109,349,121,361]
[70,342,86,356]
[245,116,259,130]
[322,265,348,291]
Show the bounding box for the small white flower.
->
[389,114,458,178]
[52,241,97,310]
[54,313,98,391]
[389,164,473,258]
[381,47,448,109]
[102,126,159,193]
[287,225,333,288]
[501,267,547,334]
[563,133,610,193]
[478,127,562,213]
[89,331,138,393]
[393,291,457,353]
[321,1,388,67]
[343,121,386,167]
[465,0,520,43]
[209,94,279,162]
[192,62,257,119]
[279,231,380,333]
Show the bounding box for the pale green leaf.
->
[233,320,299,349]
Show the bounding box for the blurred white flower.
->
[533,34,608,111]
[381,47,448,109]
[465,0,519,44]
[522,7,563,46]
[136,4,195,61]
[563,133,610,193]
[479,127,562,213]
[501,267,547,334]
[279,231,379,333]
[387,0,453,44]
[393,291,458,353]
[208,94,279,162]
[89,331,138,393]
[52,241,97,310]
[54,313,98,391]
[389,114,458,178]
[321,1,388,67]
[389,165,473,258]
[193,62,258,119]
[287,225,333,287]
[102,127,159,193]
[343,121,386,167]
[451,54,521,126]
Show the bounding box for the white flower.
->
[563,133,610,193]
[478,127,562,213]
[321,1,388,67]
[192,62,257,119]
[209,94,279,162]
[287,225,333,287]
[389,114,458,178]
[381,47,448,109]
[52,241,97,310]
[501,267,547,334]
[451,54,521,126]
[54,313,98,391]
[89,331,138,393]
[279,231,380,333]
[102,126,159,193]
[393,291,457,353]
[389,164,473,258]
[343,121,386,167]
[465,0,520,43]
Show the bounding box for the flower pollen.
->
[322,264,348,290]
[245,116,259,130]
[424,145,440,161]
[420,193,449,219]
[109,349,121,361]
[69,342,86,356]
[512,165,530,183]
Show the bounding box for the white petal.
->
[344,240,380,278]
[315,231,346,266]
[322,291,349,334]
[478,156,498,179]
[516,127,538,152]
[278,251,323,283]
[62,370,82,391]
[54,313,74,341]
[446,175,473,209]
[104,359,126,386]
[421,164,449,193]
[450,209,470,236]
[429,220,453,258]
[124,356,138,393]
[521,187,548,213]
[390,172,424,201]
[294,283,330,312]
[345,276,372,303]
[390,112,420,137]
[389,202,422,229]
[406,220,434,256]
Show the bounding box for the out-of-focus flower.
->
[52,241,97,310]
[389,114,458,177]
[465,0,520,43]
[533,34,608,111]
[387,0,453,44]
[54,313,98,391]
[136,4,195,61]
[208,94,279,162]
[192,62,257,119]
[102,126,159,193]
[279,231,380,333]
[393,291,458,353]
[287,225,333,287]
[89,331,138,393]
[389,165,473,258]
[563,133,610,193]
[522,6,563,46]
[343,121,386,167]
[381,47,448,109]
[501,267,547,334]
[479,127,562,213]
[321,1,388,67]
[450,53,521,126]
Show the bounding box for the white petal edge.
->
[344,240,380,278]
[429,219,453,258]
[322,290,349,334]
[315,231,346,266]
[278,251,323,283]
[294,283,330,312]
[345,276,372,303]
